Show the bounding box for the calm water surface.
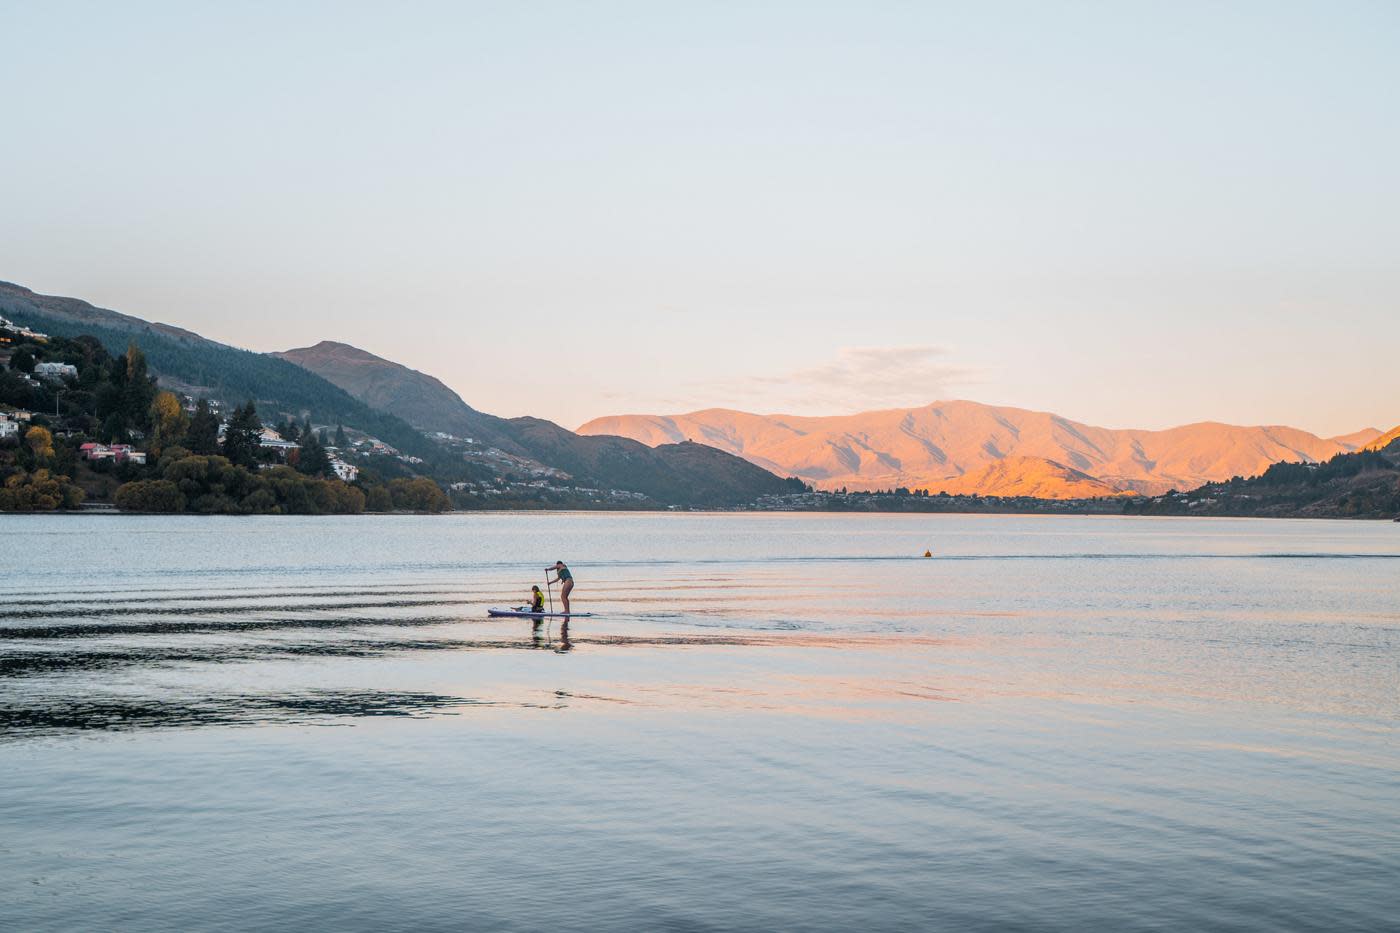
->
[3,513,1398,931]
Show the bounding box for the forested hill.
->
[1123,436,1400,519]
[0,281,440,463]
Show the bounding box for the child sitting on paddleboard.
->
[526,585,545,614]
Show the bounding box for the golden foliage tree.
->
[0,468,84,511]
[25,425,54,460]
[148,391,189,457]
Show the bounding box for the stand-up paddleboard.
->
[487,607,594,619]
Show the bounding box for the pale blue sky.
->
[3,1,1397,435]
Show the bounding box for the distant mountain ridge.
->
[274,341,521,452]
[1333,427,1384,450]
[578,402,1387,497]
[1361,426,1400,453]
[275,340,792,506]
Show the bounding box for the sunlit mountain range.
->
[3,279,1391,502]
[579,405,1386,497]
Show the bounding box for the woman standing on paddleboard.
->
[547,560,575,615]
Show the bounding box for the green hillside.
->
[0,282,450,469]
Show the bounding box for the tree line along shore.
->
[1,334,448,514]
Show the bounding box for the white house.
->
[253,428,300,465]
[330,458,358,482]
[0,420,18,439]
[34,361,78,380]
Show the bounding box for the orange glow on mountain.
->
[579,401,1379,498]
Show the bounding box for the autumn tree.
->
[113,479,186,512]
[148,391,189,457]
[25,425,54,460]
[388,477,450,512]
[0,468,84,511]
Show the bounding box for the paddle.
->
[545,571,554,615]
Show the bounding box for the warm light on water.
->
[3,513,1398,931]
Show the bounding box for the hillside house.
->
[0,316,48,341]
[79,442,147,465]
[257,428,301,464]
[34,361,78,381]
[109,444,146,465]
[330,458,358,482]
[0,420,17,439]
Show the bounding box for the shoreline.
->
[3,505,1391,521]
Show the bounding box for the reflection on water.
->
[3,513,1399,932]
[1,690,478,735]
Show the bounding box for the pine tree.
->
[121,344,158,430]
[222,401,263,469]
[186,399,221,455]
[297,431,330,477]
[101,412,129,444]
[334,424,348,447]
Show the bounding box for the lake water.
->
[3,513,1398,932]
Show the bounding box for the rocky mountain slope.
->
[578,402,1377,497]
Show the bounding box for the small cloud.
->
[730,345,979,413]
[585,346,983,419]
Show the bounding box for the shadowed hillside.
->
[275,341,794,507]
[274,341,524,454]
